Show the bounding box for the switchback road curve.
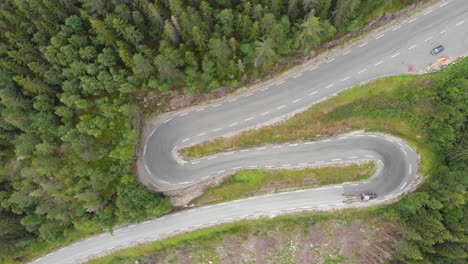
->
[32,1,468,263]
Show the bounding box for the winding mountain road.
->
[31,1,468,263]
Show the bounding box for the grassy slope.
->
[194,163,375,205]
[89,207,384,264]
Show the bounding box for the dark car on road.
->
[431,45,445,55]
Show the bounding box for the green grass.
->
[181,75,441,175]
[194,163,375,205]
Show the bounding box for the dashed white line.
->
[425,37,433,42]
[338,137,347,140]
[180,112,188,116]
[212,128,222,132]
[408,18,417,23]
[424,10,432,15]
[196,108,205,112]
[350,183,359,186]
[160,180,169,184]
[391,52,400,58]
[365,155,374,158]
[207,156,217,160]
[293,73,302,78]
[182,138,190,142]
[180,181,192,184]
[456,21,465,26]
[408,45,417,50]
[440,2,448,7]
[245,117,255,121]
[229,122,238,126]
[163,118,172,123]
[375,34,384,39]
[240,149,250,152]
[282,164,290,167]
[348,156,358,159]
[289,144,298,147]
[212,103,221,108]
[197,132,206,136]
[316,161,324,164]
[277,105,286,110]
[325,84,334,89]
[202,176,209,180]
[192,161,200,164]
[341,76,351,81]
[359,42,368,47]
[245,93,254,97]
[308,91,318,96]
[292,98,302,103]
[332,159,342,161]
[224,152,234,156]
[277,81,285,85]
[273,145,282,149]
[261,86,269,91]
[228,98,238,103]
[358,68,368,74]
[400,182,407,190]
[309,66,318,71]
[375,61,384,66]
[298,163,308,166]
[248,165,258,168]
[385,194,393,198]
[261,111,270,116]
[256,147,266,150]
[408,164,412,174]
[217,170,226,174]
[392,25,401,31]
[305,142,314,145]
[440,30,446,34]
[326,58,336,63]
[232,166,242,170]
[342,50,352,55]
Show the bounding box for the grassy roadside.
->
[181,75,440,175]
[88,207,386,264]
[194,163,375,206]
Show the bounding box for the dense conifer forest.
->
[0,0,465,262]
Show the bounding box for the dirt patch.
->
[133,218,398,264]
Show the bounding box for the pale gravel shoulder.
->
[137,0,443,203]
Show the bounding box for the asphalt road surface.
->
[32,1,468,263]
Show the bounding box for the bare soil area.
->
[133,218,397,264]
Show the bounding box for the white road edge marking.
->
[163,118,172,123]
[326,58,336,63]
[342,50,352,55]
[440,2,448,7]
[309,66,318,71]
[408,18,417,23]
[245,93,254,97]
[277,81,285,85]
[358,42,368,47]
[392,25,401,31]
[400,182,407,190]
[228,98,238,102]
[293,73,302,78]
[179,112,188,116]
[424,10,432,15]
[376,34,384,39]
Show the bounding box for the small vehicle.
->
[431,45,445,55]
[360,192,377,201]
[343,192,377,203]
